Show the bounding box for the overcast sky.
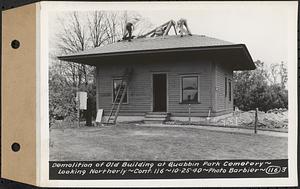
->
[48,1,297,65]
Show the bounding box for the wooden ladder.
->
[106,69,132,124]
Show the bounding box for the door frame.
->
[151,72,168,112]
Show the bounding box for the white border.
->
[39,1,50,186]
[36,2,41,186]
[38,1,298,187]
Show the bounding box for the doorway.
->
[152,74,167,112]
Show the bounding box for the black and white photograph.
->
[39,1,297,187]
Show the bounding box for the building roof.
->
[58,34,255,70]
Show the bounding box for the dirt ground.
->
[50,124,287,161]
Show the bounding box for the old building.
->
[59,34,255,123]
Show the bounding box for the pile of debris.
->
[267,108,288,114]
[215,109,288,129]
[164,109,288,130]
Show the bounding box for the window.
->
[113,79,128,103]
[228,79,232,101]
[225,77,227,97]
[181,76,199,103]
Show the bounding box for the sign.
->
[96,109,104,123]
[76,92,87,110]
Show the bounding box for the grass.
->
[50,124,288,161]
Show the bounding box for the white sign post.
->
[76,92,88,127]
[77,92,87,110]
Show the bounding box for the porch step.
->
[144,112,170,124]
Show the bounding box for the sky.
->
[48,1,297,66]
[138,3,296,65]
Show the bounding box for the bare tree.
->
[279,61,287,88]
[57,12,89,54]
[269,63,279,85]
[268,62,287,88]
[56,12,91,88]
[88,11,109,48]
[53,12,95,126]
[50,11,153,126]
[105,12,121,43]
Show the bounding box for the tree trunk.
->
[85,97,93,126]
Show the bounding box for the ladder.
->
[106,69,132,124]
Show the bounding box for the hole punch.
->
[11,143,20,152]
[11,40,20,49]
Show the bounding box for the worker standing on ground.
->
[177,18,192,37]
[122,18,139,42]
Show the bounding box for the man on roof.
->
[122,18,140,42]
[177,18,192,37]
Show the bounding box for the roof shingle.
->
[58,34,255,70]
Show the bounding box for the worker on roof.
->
[177,18,192,37]
[122,18,140,42]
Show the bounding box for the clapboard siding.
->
[97,61,153,115]
[96,57,215,116]
[215,63,233,111]
[167,61,212,114]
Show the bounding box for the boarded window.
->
[181,76,198,103]
[228,79,232,101]
[113,79,128,103]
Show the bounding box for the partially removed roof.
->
[58,35,255,70]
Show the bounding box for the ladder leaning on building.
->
[106,68,133,124]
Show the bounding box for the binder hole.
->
[11,143,20,152]
[11,40,20,49]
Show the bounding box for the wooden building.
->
[59,35,255,123]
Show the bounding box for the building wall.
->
[215,62,234,113]
[96,56,233,117]
[167,61,212,117]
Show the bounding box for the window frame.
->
[112,78,129,104]
[180,75,200,104]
